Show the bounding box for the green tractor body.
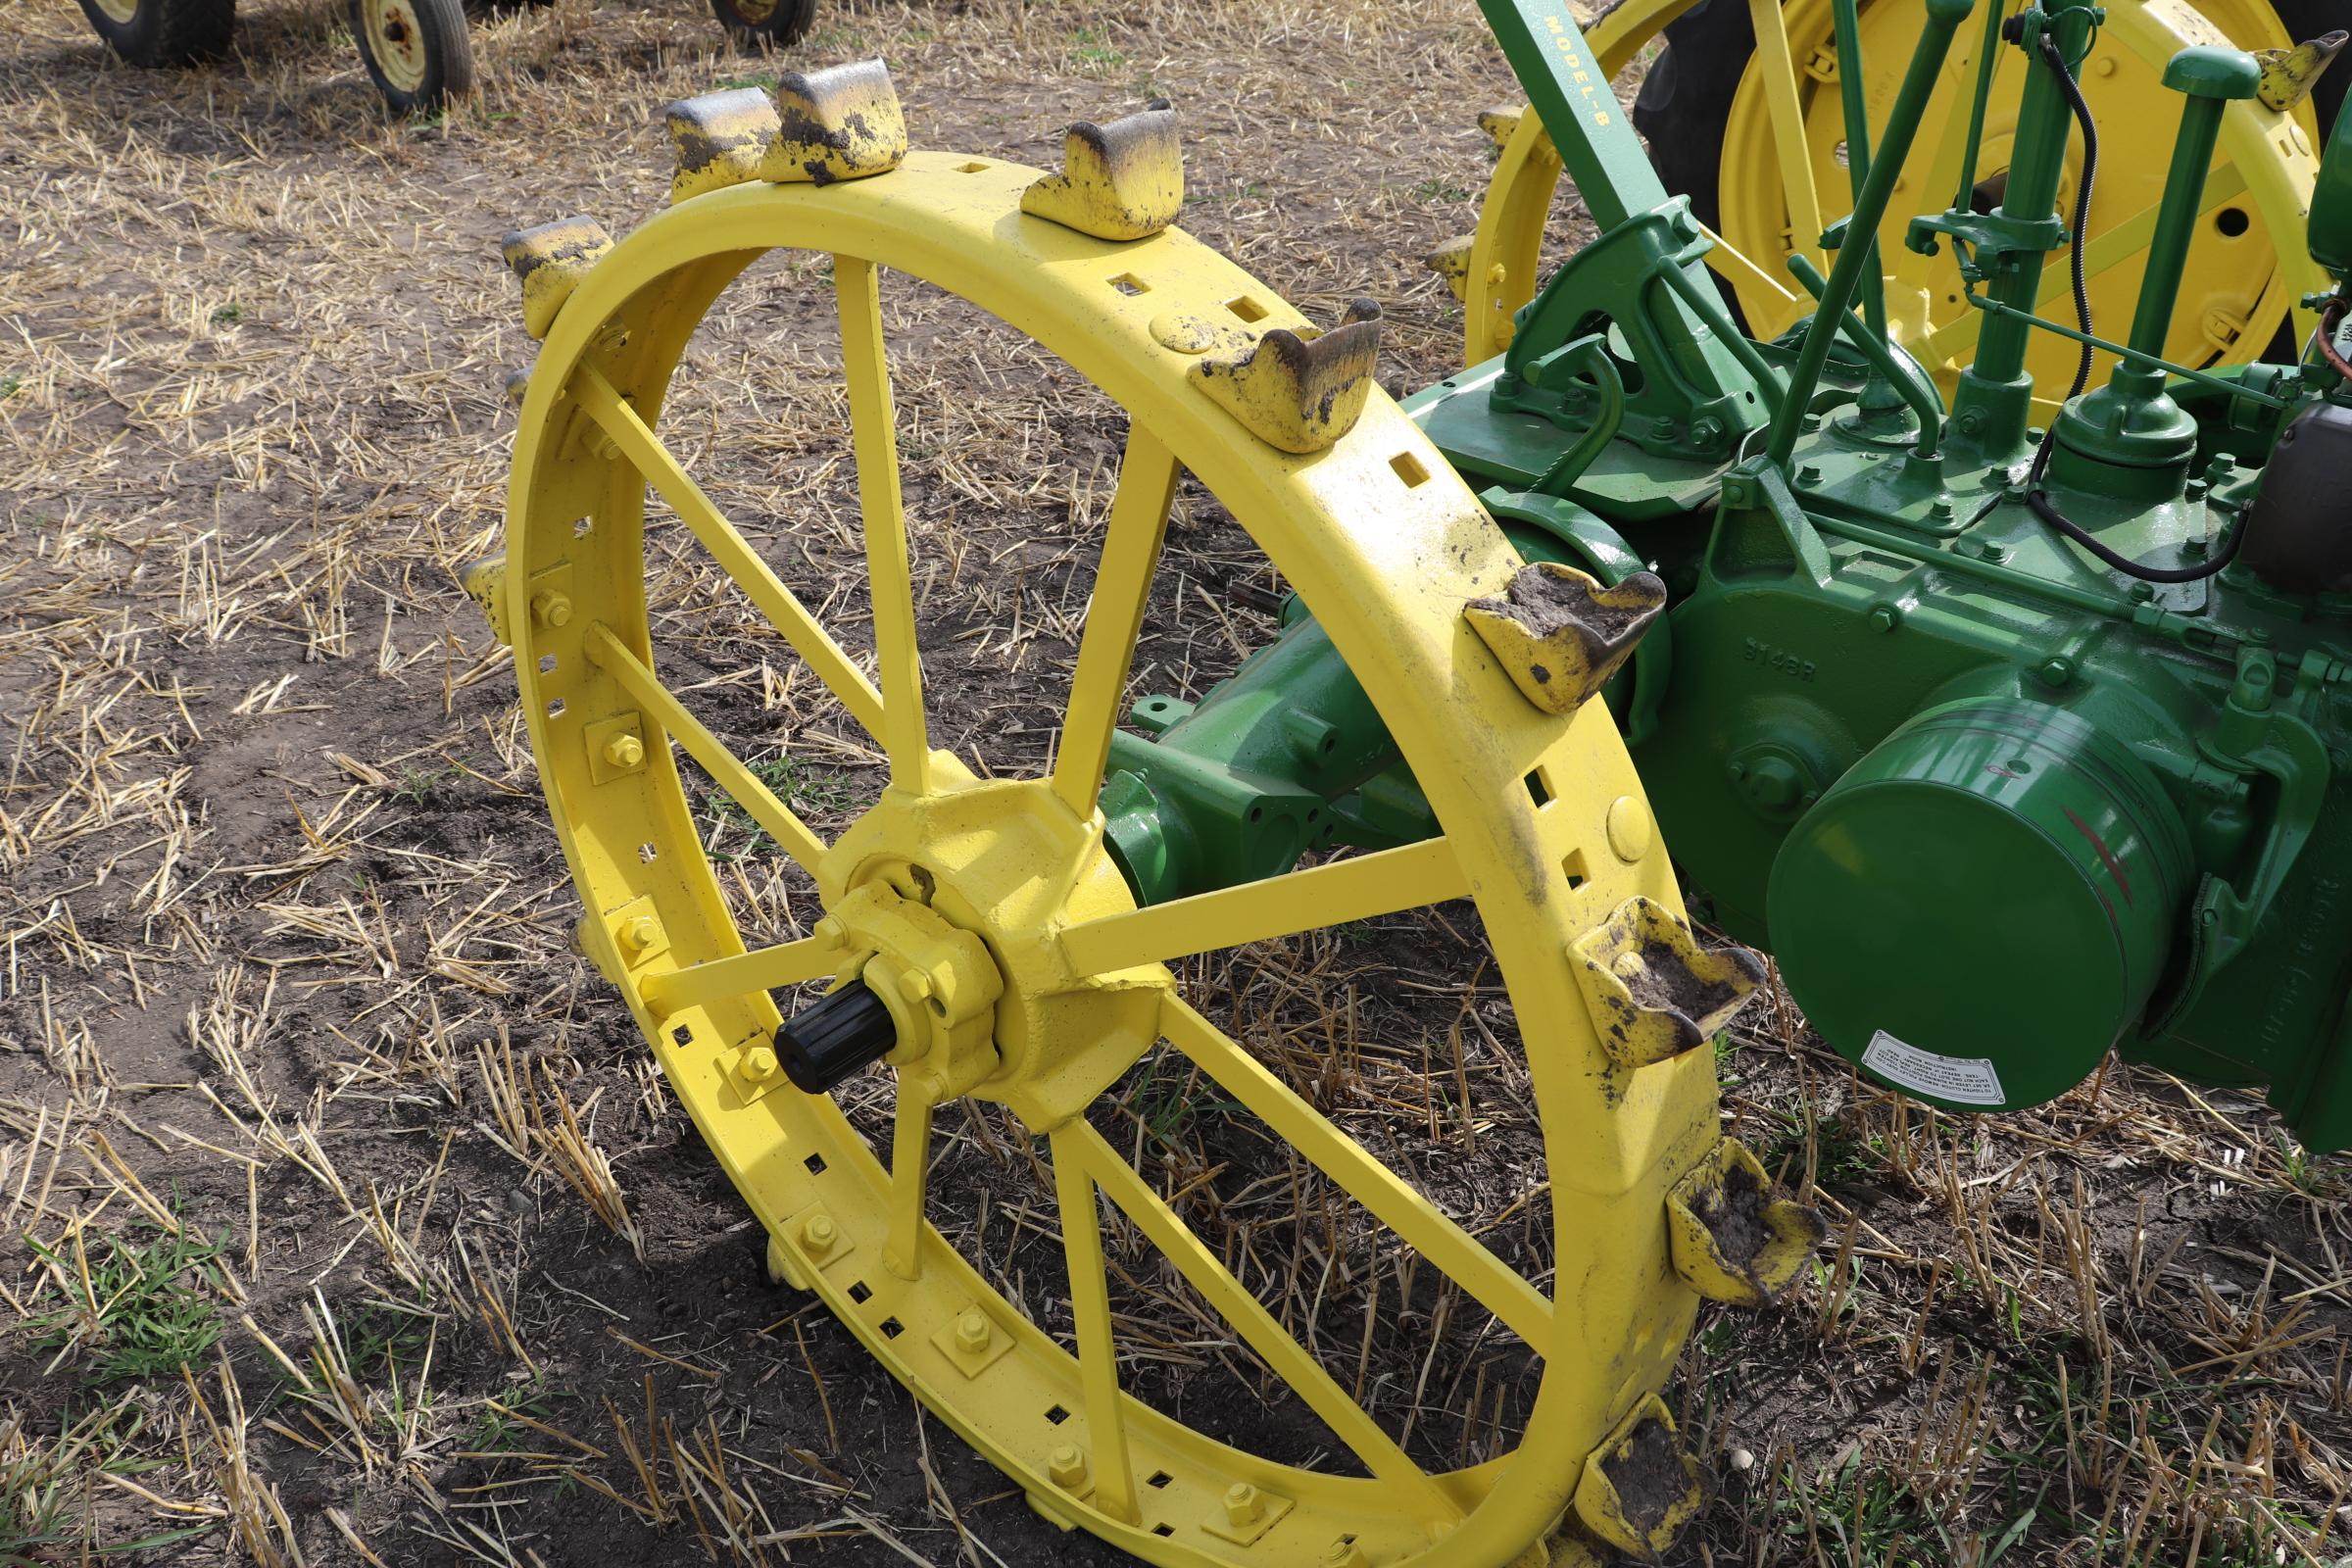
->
[1102,0,2352,1148]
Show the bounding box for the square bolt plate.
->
[601,892,668,969]
[584,711,647,786]
[929,1301,1017,1380]
[1200,1486,1294,1546]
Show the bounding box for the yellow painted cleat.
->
[1462,561,1666,715]
[2255,30,2348,113]
[1188,297,1382,454]
[760,58,907,184]
[1568,894,1764,1070]
[1665,1137,1827,1305]
[1020,100,1183,241]
[500,216,614,341]
[1570,1396,1708,1563]
[1425,233,1475,302]
[1477,104,1523,149]
[665,86,782,203]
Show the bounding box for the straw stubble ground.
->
[1,0,2349,1562]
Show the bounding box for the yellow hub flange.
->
[1455,0,2326,405]
[481,61,1821,1568]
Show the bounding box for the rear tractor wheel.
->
[77,0,233,68]
[481,62,1823,1568]
[709,0,817,52]
[1446,0,2333,401]
[350,0,472,115]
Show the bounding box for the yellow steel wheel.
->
[1461,0,2328,403]
[493,88,1774,1567]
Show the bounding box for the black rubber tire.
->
[1630,0,1752,238]
[76,0,234,67]
[349,0,474,115]
[710,0,818,50]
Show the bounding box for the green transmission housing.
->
[1098,0,2352,1149]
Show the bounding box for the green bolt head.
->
[2038,657,2074,688]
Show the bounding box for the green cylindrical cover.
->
[1766,700,2192,1112]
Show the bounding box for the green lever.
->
[2127,46,2263,364]
[1768,0,1980,466]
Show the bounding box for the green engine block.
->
[1102,0,2352,1149]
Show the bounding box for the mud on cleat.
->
[1571,1396,1709,1563]
[1463,561,1666,714]
[1569,895,1765,1069]
[760,58,907,185]
[1020,99,1183,241]
[1665,1137,1827,1305]
[501,216,615,341]
[1189,297,1383,454]
[665,86,782,203]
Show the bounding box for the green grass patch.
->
[28,1222,228,1386]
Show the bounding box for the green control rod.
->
[1767,0,1981,466]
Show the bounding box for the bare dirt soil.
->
[3,0,2351,1565]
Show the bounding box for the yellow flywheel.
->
[1456,0,2332,404]
[480,62,1821,1568]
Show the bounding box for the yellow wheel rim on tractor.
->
[359,0,432,95]
[92,0,139,27]
[1461,0,2328,407]
[483,68,1816,1568]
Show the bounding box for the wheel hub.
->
[816,769,1166,1132]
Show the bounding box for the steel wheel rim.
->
[361,0,431,93]
[93,0,141,27]
[503,150,1723,1568]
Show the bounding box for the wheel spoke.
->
[835,256,932,795]
[1059,835,1468,977]
[1062,1119,1458,1518]
[1745,0,1824,273]
[883,1076,936,1281]
[637,935,836,1020]
[571,366,885,736]
[584,622,827,875]
[1159,997,1552,1348]
[1050,425,1181,820]
[1696,221,1797,307]
[1049,1128,1140,1525]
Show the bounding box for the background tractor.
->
[73,0,817,114]
[475,0,2352,1562]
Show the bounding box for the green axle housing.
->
[1102,0,2352,1149]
